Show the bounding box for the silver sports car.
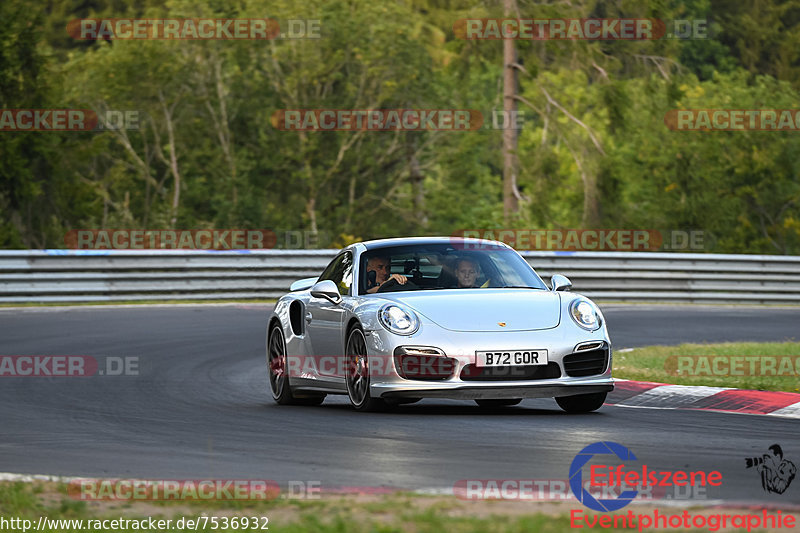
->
[266,237,613,412]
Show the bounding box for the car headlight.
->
[569,299,602,331]
[378,304,419,335]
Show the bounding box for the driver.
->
[365,255,408,293]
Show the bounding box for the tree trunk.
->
[306,193,318,235]
[408,139,428,229]
[160,94,182,228]
[299,131,318,235]
[502,0,519,222]
[580,148,601,227]
[211,57,237,207]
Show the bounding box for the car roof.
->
[359,236,511,251]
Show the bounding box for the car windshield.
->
[359,243,548,294]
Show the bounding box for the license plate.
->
[475,350,548,367]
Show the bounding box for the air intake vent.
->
[393,346,456,380]
[289,300,304,336]
[563,347,608,377]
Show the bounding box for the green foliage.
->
[1,0,800,253]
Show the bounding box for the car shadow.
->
[300,400,604,416]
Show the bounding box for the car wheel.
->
[268,324,325,406]
[474,399,522,407]
[345,325,389,412]
[555,392,607,413]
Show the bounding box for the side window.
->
[318,252,353,296]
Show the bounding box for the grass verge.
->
[614,342,800,392]
[1,481,797,533]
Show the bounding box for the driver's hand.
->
[385,274,408,285]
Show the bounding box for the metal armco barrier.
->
[0,249,799,304]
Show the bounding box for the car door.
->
[306,251,354,383]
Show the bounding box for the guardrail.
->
[0,249,799,304]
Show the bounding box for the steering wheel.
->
[377,278,418,293]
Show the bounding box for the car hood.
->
[376,289,561,332]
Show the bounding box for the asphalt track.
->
[0,303,798,506]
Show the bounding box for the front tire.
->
[475,399,522,408]
[345,326,389,412]
[555,392,607,413]
[268,324,325,406]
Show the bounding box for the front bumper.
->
[374,379,614,400]
[364,322,614,400]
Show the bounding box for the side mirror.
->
[290,277,318,292]
[310,280,342,304]
[551,274,572,292]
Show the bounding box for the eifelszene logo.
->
[570,441,722,512]
[570,442,638,512]
[745,444,796,495]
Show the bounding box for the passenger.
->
[455,258,479,288]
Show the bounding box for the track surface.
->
[0,304,798,505]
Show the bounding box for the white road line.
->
[0,472,73,482]
[610,404,793,420]
[414,487,455,496]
